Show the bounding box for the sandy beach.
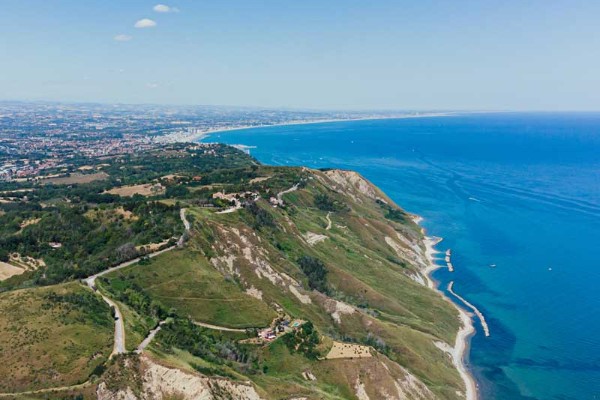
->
[421,228,478,400]
[159,112,455,144]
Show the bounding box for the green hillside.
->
[0,144,466,400]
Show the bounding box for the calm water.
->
[202,113,600,400]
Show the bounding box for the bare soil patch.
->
[105,183,165,197]
[0,261,24,281]
[325,341,372,359]
[41,172,109,185]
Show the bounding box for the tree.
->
[297,256,329,293]
[0,248,9,262]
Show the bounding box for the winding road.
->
[277,182,300,203]
[83,208,191,357]
[177,208,190,246]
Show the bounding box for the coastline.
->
[419,222,478,400]
[156,112,456,144]
[173,117,479,398]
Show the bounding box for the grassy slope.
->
[0,282,113,392]
[0,158,466,399]
[151,166,465,399]
[99,249,276,329]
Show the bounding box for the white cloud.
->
[146,83,160,89]
[134,18,157,28]
[114,34,132,42]
[153,4,179,13]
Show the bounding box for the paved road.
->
[84,245,176,288]
[100,293,126,355]
[1,209,191,395]
[177,208,190,246]
[83,208,190,357]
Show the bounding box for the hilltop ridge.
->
[0,144,470,400]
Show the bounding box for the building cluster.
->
[0,101,417,182]
[258,318,305,342]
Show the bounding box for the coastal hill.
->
[0,143,466,399]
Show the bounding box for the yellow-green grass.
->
[146,347,249,383]
[250,340,356,400]
[278,181,460,341]
[236,177,464,397]
[40,172,109,185]
[0,282,113,392]
[103,249,276,328]
[194,198,463,397]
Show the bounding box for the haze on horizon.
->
[1,0,599,111]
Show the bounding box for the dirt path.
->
[325,211,332,230]
[136,320,167,354]
[277,182,300,203]
[85,207,189,286]
[192,320,249,333]
[216,199,242,214]
[0,382,91,397]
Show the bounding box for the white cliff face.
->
[321,169,381,204]
[97,356,264,400]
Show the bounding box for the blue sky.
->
[1,0,599,110]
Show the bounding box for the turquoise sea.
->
[202,113,600,400]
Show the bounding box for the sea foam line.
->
[448,281,490,337]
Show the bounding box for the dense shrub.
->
[244,202,275,229]
[282,321,321,359]
[297,256,329,293]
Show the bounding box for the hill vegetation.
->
[0,143,465,400]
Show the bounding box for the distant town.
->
[0,101,448,181]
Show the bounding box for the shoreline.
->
[419,225,478,400]
[156,112,456,144]
[448,281,490,337]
